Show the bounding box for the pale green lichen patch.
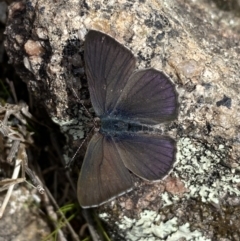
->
[52,112,91,165]
[166,223,210,241]
[110,210,210,241]
[166,137,240,205]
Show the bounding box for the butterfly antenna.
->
[66,88,97,168]
[66,126,95,168]
[71,88,97,127]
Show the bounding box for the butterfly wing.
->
[84,30,136,117]
[111,68,179,125]
[114,133,176,181]
[77,132,133,208]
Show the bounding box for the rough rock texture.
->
[0,187,50,241]
[4,0,240,240]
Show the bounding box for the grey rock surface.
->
[0,186,50,241]
[4,0,240,240]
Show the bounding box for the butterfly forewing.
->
[114,134,176,180]
[111,69,179,124]
[77,132,133,208]
[84,30,136,117]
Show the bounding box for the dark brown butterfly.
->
[78,30,179,208]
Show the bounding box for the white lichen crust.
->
[101,210,211,241]
[170,137,240,205]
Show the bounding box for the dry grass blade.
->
[0,155,22,218]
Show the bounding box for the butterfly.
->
[77,30,179,208]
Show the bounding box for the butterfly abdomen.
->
[100,117,161,135]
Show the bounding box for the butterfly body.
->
[77,30,179,208]
[100,117,155,134]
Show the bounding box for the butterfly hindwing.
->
[111,69,179,124]
[113,133,176,181]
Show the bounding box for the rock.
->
[4,0,240,240]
